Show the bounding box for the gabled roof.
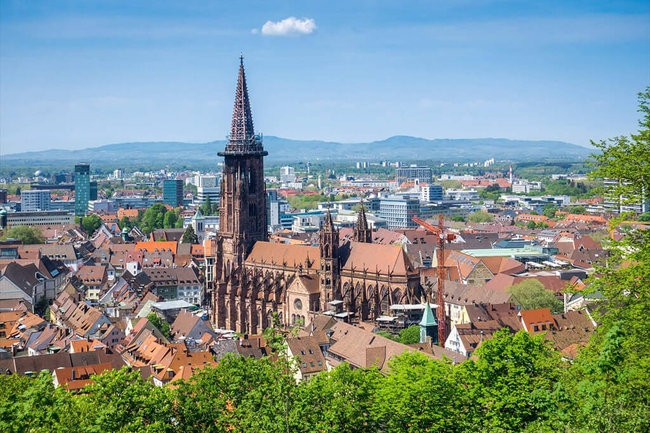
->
[288,275,320,295]
[246,242,321,269]
[520,308,555,332]
[0,262,42,297]
[341,242,416,276]
[54,362,112,390]
[135,241,178,254]
[287,335,327,375]
[327,321,433,373]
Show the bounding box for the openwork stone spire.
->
[354,205,372,243]
[221,55,265,155]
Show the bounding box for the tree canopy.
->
[467,211,495,223]
[507,279,564,313]
[589,87,650,209]
[181,225,198,244]
[0,226,45,244]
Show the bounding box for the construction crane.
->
[412,214,456,346]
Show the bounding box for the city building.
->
[163,179,184,207]
[6,211,75,227]
[89,199,116,213]
[196,185,220,206]
[420,184,444,202]
[378,195,420,229]
[445,189,480,201]
[601,179,650,214]
[21,189,51,212]
[280,166,297,184]
[396,165,432,184]
[75,163,90,216]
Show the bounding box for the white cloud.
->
[259,17,317,36]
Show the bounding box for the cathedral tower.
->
[218,55,268,269]
[353,205,372,243]
[214,56,268,330]
[319,210,340,311]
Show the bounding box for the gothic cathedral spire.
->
[229,54,256,146]
[354,204,372,243]
[217,55,268,269]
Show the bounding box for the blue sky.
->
[1,0,648,155]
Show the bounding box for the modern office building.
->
[420,184,444,202]
[280,166,296,184]
[90,181,98,201]
[6,210,75,227]
[378,195,420,229]
[396,165,432,184]
[163,179,184,207]
[75,163,91,216]
[21,189,51,212]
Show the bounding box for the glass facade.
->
[74,163,90,216]
[163,179,183,207]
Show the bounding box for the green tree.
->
[589,87,650,210]
[81,214,103,235]
[467,211,495,223]
[542,204,558,218]
[147,313,171,339]
[373,351,468,432]
[564,204,587,215]
[295,365,381,433]
[201,196,213,216]
[70,367,174,432]
[527,221,537,230]
[507,279,563,313]
[565,215,650,431]
[375,330,399,342]
[140,203,167,233]
[181,225,198,244]
[163,210,177,229]
[451,215,465,222]
[458,329,562,432]
[174,355,299,433]
[119,216,132,230]
[398,325,421,345]
[638,212,650,222]
[0,226,45,244]
[0,370,65,433]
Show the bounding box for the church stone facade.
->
[211,58,423,334]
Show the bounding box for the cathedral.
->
[211,57,423,334]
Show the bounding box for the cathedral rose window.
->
[294,299,303,310]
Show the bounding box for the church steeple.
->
[354,205,372,243]
[217,55,268,269]
[319,209,340,311]
[229,54,256,145]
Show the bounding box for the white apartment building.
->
[21,190,50,212]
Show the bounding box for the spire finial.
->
[240,53,244,64]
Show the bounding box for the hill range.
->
[1,136,593,167]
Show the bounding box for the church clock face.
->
[294,299,303,310]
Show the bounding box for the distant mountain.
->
[1,136,592,167]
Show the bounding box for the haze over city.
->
[1,0,649,155]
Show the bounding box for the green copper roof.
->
[419,302,437,327]
[193,209,205,219]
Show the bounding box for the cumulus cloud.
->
[258,17,317,36]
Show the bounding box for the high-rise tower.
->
[218,55,268,268]
[74,163,90,216]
